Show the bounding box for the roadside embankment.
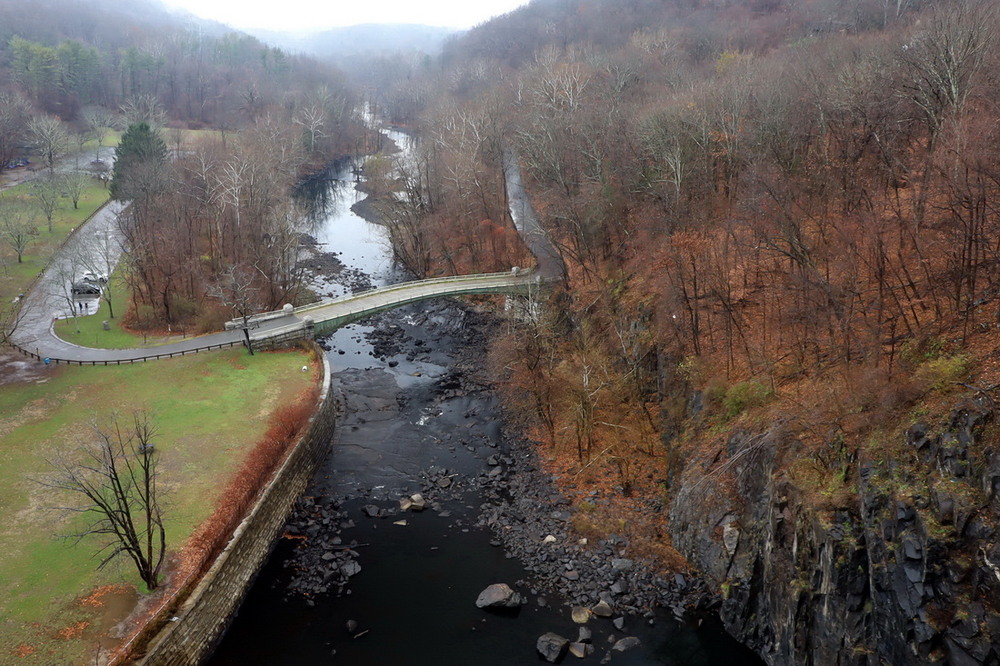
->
[123,346,336,665]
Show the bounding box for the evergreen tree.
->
[109,122,167,202]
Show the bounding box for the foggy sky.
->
[161,0,532,31]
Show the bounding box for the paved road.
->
[503,149,565,281]
[7,151,561,364]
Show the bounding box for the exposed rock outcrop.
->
[669,396,1000,665]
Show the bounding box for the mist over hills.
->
[247,23,458,62]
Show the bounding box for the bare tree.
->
[64,172,88,210]
[0,202,39,263]
[294,103,327,154]
[0,91,32,169]
[900,0,996,140]
[0,297,29,343]
[43,412,166,590]
[28,114,69,175]
[82,106,115,161]
[120,93,166,130]
[30,175,62,233]
[48,252,87,327]
[209,265,262,355]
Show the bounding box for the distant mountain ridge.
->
[249,23,458,61]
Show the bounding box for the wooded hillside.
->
[375,2,1000,645]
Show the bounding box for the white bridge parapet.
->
[227,269,549,339]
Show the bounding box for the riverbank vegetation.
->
[0,347,319,663]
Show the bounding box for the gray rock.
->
[723,522,740,555]
[592,600,614,617]
[613,617,625,630]
[569,642,594,658]
[578,626,592,643]
[475,583,524,609]
[612,636,641,652]
[902,536,923,560]
[537,633,570,663]
[611,558,633,572]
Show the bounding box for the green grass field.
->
[0,347,319,663]
[0,180,113,307]
[1,132,119,321]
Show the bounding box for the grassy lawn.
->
[0,347,320,663]
[164,127,226,153]
[1,130,119,320]
[0,180,113,308]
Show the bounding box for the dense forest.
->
[0,0,369,329]
[365,0,1000,662]
[375,0,1000,473]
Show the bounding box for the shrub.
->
[722,380,772,419]
[194,305,228,334]
[914,354,970,392]
[900,336,948,367]
[168,294,198,323]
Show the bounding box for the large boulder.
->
[475,583,524,609]
[591,600,614,618]
[612,636,641,652]
[537,632,570,663]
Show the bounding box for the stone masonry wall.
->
[134,347,335,665]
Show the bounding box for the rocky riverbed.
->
[209,143,760,664]
[210,298,759,665]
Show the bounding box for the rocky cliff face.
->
[669,396,1000,665]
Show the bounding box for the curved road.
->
[7,152,562,364]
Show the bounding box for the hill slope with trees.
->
[371,0,1000,662]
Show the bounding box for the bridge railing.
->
[235,268,542,329]
[9,337,245,366]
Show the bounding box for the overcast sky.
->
[161,0,532,31]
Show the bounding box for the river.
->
[207,132,762,665]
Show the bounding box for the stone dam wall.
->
[133,346,336,665]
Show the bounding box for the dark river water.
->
[208,133,763,665]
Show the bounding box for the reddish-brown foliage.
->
[79,584,131,608]
[182,383,320,577]
[56,621,89,640]
[14,644,35,658]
